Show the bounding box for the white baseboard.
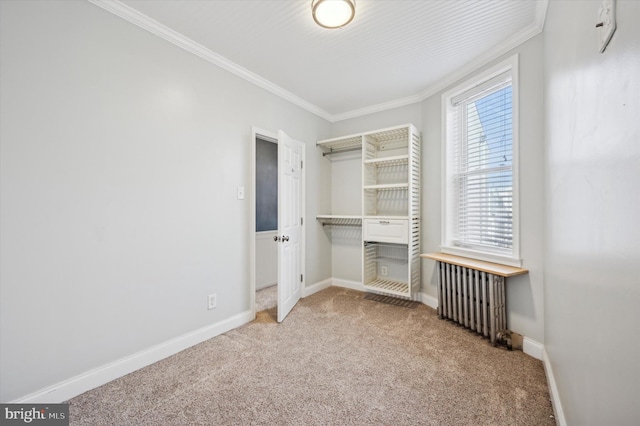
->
[302,278,332,298]
[256,281,277,291]
[331,278,365,291]
[523,337,544,360]
[543,348,567,426]
[417,292,438,309]
[332,282,437,307]
[12,310,254,404]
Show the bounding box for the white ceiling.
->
[94,0,547,122]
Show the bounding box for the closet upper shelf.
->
[364,126,410,147]
[316,135,362,157]
[316,124,414,157]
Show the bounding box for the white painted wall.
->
[328,151,362,281]
[255,232,277,290]
[330,104,423,138]
[0,0,331,402]
[544,1,640,424]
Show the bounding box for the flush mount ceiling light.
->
[312,0,356,29]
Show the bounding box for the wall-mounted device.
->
[596,0,616,53]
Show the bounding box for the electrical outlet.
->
[381,266,388,276]
[208,293,217,310]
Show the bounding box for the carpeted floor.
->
[68,287,556,425]
[255,284,277,312]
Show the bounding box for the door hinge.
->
[301,217,303,225]
[301,274,304,282]
[301,160,303,169]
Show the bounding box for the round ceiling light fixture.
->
[311,0,356,29]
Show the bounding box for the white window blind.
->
[447,69,516,260]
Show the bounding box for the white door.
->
[277,131,304,322]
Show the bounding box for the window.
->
[442,56,520,266]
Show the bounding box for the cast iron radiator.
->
[436,262,506,345]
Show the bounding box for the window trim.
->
[441,55,521,267]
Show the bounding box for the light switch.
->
[597,0,616,53]
[237,186,245,200]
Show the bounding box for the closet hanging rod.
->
[364,241,405,248]
[321,146,361,157]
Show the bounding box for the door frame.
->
[250,126,306,319]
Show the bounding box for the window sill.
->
[423,252,528,277]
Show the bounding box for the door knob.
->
[273,236,281,242]
[283,236,290,242]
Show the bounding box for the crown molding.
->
[88,0,334,122]
[535,0,550,31]
[334,0,548,121]
[88,0,548,124]
[415,0,548,105]
[330,93,424,122]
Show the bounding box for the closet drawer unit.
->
[363,219,408,244]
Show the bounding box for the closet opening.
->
[254,134,278,313]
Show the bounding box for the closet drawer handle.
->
[379,220,390,224]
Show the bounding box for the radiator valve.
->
[496,330,513,350]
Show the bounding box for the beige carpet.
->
[68,287,555,425]
[255,284,277,312]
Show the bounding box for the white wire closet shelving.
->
[317,124,421,300]
[316,215,362,227]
